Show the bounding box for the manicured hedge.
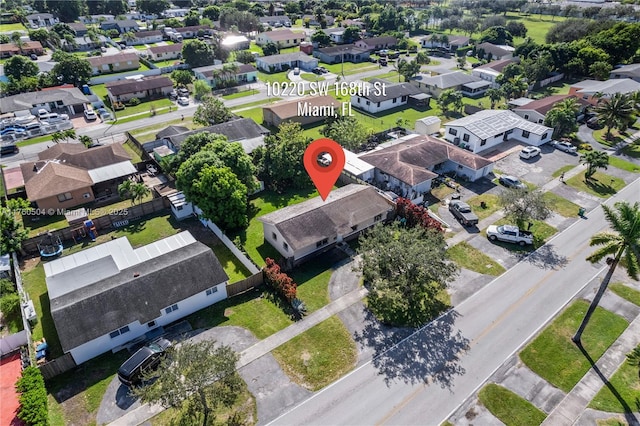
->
[16,366,48,426]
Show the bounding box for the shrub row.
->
[16,366,48,426]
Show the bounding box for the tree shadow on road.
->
[354,309,469,389]
[518,244,568,270]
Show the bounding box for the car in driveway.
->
[84,107,97,120]
[519,146,541,159]
[552,140,578,154]
[117,338,172,387]
[499,175,526,189]
[177,96,189,106]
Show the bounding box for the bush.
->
[263,258,297,302]
[579,143,593,151]
[16,367,48,426]
[0,293,20,319]
[0,277,16,295]
[128,97,140,106]
[456,46,472,57]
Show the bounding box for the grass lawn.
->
[478,383,547,426]
[467,193,501,220]
[609,156,640,173]
[221,90,257,100]
[593,128,628,147]
[152,59,182,68]
[446,242,506,276]
[589,361,640,413]
[349,104,442,133]
[289,256,334,313]
[228,188,319,267]
[122,140,143,163]
[609,283,640,307]
[321,61,379,75]
[272,315,357,391]
[520,300,628,392]
[565,170,626,198]
[363,71,400,82]
[234,106,264,124]
[89,83,108,102]
[430,184,456,201]
[115,98,174,118]
[542,192,580,217]
[300,73,326,82]
[16,133,62,148]
[258,71,290,84]
[0,22,26,32]
[209,243,252,283]
[552,165,576,178]
[622,143,640,159]
[22,213,68,238]
[129,117,199,142]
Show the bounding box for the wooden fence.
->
[125,132,153,162]
[38,353,76,380]
[21,198,169,254]
[226,272,263,297]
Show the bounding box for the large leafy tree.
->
[47,0,83,23]
[50,52,91,85]
[137,0,170,15]
[193,95,232,126]
[321,116,372,152]
[131,341,243,426]
[357,222,458,326]
[253,122,311,190]
[437,88,463,116]
[4,55,38,80]
[580,150,609,180]
[595,93,635,142]
[545,97,580,138]
[311,30,331,47]
[573,201,640,343]
[182,39,215,68]
[177,132,228,161]
[171,69,193,88]
[177,164,248,230]
[498,188,553,229]
[203,139,258,193]
[479,26,513,45]
[1,206,28,255]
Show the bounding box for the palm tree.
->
[580,150,609,180]
[595,93,635,142]
[626,344,640,380]
[122,31,136,46]
[572,201,640,343]
[508,75,528,99]
[545,98,580,139]
[51,131,63,144]
[486,88,502,109]
[62,129,76,143]
[130,182,150,204]
[11,32,24,53]
[79,135,93,147]
[118,179,133,200]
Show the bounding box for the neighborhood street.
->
[268,177,640,426]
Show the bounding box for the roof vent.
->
[33,163,38,172]
[133,272,140,277]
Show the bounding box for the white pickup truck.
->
[486,225,534,246]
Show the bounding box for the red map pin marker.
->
[304,138,346,201]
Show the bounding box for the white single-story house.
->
[354,36,397,51]
[358,135,494,204]
[323,27,346,44]
[221,35,250,51]
[106,76,174,103]
[420,35,470,51]
[258,184,394,266]
[128,30,163,46]
[175,25,213,39]
[259,16,292,27]
[255,51,318,72]
[444,109,553,153]
[410,71,486,98]
[255,29,306,48]
[471,58,519,88]
[312,44,370,64]
[45,231,229,364]
[193,62,258,89]
[148,43,183,61]
[352,79,427,113]
[87,52,139,75]
[475,42,514,61]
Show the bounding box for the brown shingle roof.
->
[514,94,583,116]
[134,30,162,38]
[476,58,518,73]
[263,95,339,120]
[41,144,131,170]
[20,161,92,201]
[149,43,182,54]
[87,52,139,68]
[357,36,397,47]
[260,29,304,42]
[106,76,173,96]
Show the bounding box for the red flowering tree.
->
[395,197,443,232]
[263,258,297,302]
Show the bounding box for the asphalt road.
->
[269,177,640,426]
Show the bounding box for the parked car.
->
[449,200,479,227]
[177,96,189,106]
[84,108,97,121]
[312,67,323,75]
[37,109,49,119]
[117,338,172,387]
[293,67,300,75]
[100,46,107,53]
[97,108,112,120]
[30,53,38,60]
[551,140,578,154]
[486,225,534,246]
[177,87,189,97]
[379,59,387,66]
[0,144,19,155]
[318,66,328,73]
[586,116,603,129]
[519,146,541,159]
[498,175,526,189]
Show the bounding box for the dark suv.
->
[117,338,172,387]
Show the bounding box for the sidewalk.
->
[108,286,368,426]
[541,314,640,426]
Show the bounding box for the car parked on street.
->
[498,175,526,189]
[519,146,541,159]
[551,140,578,154]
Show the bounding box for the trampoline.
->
[38,232,63,258]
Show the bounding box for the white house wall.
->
[513,110,545,124]
[68,282,228,365]
[445,125,550,153]
[352,95,407,113]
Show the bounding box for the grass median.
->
[478,383,546,426]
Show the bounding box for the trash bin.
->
[578,207,586,217]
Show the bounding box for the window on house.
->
[357,97,360,103]
[272,232,277,240]
[542,132,548,139]
[366,100,370,105]
[374,214,382,221]
[538,119,543,124]
[463,134,469,142]
[522,130,530,138]
[449,128,457,136]
[524,114,529,119]
[315,238,329,248]
[147,321,156,328]
[206,287,218,295]
[480,139,486,146]
[401,96,407,102]
[283,242,288,251]
[109,325,130,338]
[377,102,380,107]
[109,330,119,338]
[165,304,178,314]
[57,192,73,202]
[393,98,397,103]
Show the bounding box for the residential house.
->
[420,35,470,51]
[0,41,44,58]
[87,53,140,75]
[162,8,190,18]
[68,35,108,52]
[157,117,270,153]
[255,51,318,72]
[193,62,258,89]
[302,14,335,27]
[255,29,306,48]
[115,19,140,34]
[313,44,370,64]
[26,13,56,28]
[569,78,640,105]
[262,95,340,127]
[354,36,397,51]
[410,71,486,98]
[259,16,292,27]
[127,30,163,46]
[45,231,229,364]
[471,58,519,87]
[358,135,494,203]
[258,184,393,265]
[174,25,213,39]
[322,27,346,44]
[148,43,183,61]
[610,64,640,82]
[82,14,115,24]
[444,109,553,153]
[68,22,88,36]
[341,19,366,29]
[221,35,250,50]
[475,43,514,61]
[513,94,587,124]
[19,143,136,210]
[106,76,174,103]
[0,86,89,115]
[352,79,427,114]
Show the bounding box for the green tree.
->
[182,39,215,68]
[545,97,580,138]
[262,42,278,56]
[415,51,430,65]
[486,88,503,109]
[203,5,220,20]
[4,55,38,80]
[131,341,243,426]
[479,26,513,45]
[397,58,420,82]
[0,207,28,255]
[437,88,463,116]
[595,93,635,142]
[184,11,200,27]
[253,122,311,190]
[626,344,640,380]
[177,132,227,161]
[193,79,211,100]
[589,61,613,81]
[0,293,21,320]
[342,26,361,43]
[580,150,609,180]
[311,30,331,47]
[201,139,258,193]
[47,0,83,22]
[50,53,92,85]
[79,135,93,148]
[171,69,194,88]
[573,201,640,343]
[321,116,373,151]
[177,164,248,230]
[193,95,232,126]
[498,188,553,229]
[137,0,170,15]
[28,28,49,44]
[51,131,64,144]
[357,222,458,326]
[234,50,254,64]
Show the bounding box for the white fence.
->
[192,205,260,274]
[529,73,565,91]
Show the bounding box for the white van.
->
[84,105,97,120]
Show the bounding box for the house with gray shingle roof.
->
[569,78,640,105]
[610,64,640,82]
[255,51,318,72]
[410,71,487,97]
